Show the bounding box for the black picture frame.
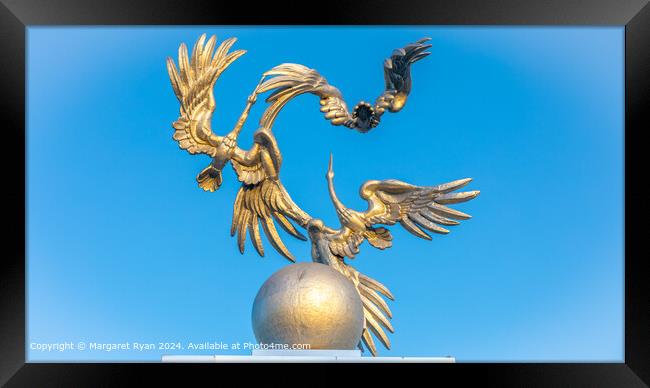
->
[1,0,648,386]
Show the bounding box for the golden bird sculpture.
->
[257,37,432,132]
[166,33,479,355]
[307,155,479,355]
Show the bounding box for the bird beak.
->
[327,154,334,179]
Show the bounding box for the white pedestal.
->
[162,349,455,363]
[253,349,361,357]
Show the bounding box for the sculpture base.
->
[252,349,361,357]
[162,350,455,363]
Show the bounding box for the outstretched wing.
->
[376,37,432,114]
[256,63,354,130]
[230,130,311,262]
[255,38,431,133]
[363,178,480,240]
[357,272,394,356]
[166,34,246,156]
[317,248,395,357]
[231,178,310,262]
[325,177,479,261]
[318,177,477,355]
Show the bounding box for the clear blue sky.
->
[27,26,624,362]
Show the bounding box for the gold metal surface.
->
[252,262,364,350]
[307,155,479,355]
[167,34,479,356]
[257,37,432,133]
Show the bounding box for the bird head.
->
[326,153,335,181]
[307,218,325,233]
[306,218,326,242]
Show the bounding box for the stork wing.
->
[255,38,431,133]
[230,130,310,262]
[375,37,432,114]
[231,178,310,262]
[256,63,355,130]
[321,177,478,261]
[323,256,394,356]
[166,34,246,156]
[364,178,480,240]
[320,176,477,355]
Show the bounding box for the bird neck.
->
[327,174,346,213]
[228,93,257,139]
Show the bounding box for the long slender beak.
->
[326,153,335,181]
[253,74,267,94]
[325,153,342,210]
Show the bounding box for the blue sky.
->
[27,26,624,361]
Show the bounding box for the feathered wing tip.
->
[166,34,247,157]
[336,264,394,357]
[386,37,432,71]
[402,178,480,240]
[166,33,247,111]
[403,37,433,64]
[360,273,395,356]
[256,63,349,130]
[256,64,320,129]
[230,179,310,262]
[379,37,433,113]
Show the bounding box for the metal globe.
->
[252,262,364,350]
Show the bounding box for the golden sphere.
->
[252,262,364,350]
